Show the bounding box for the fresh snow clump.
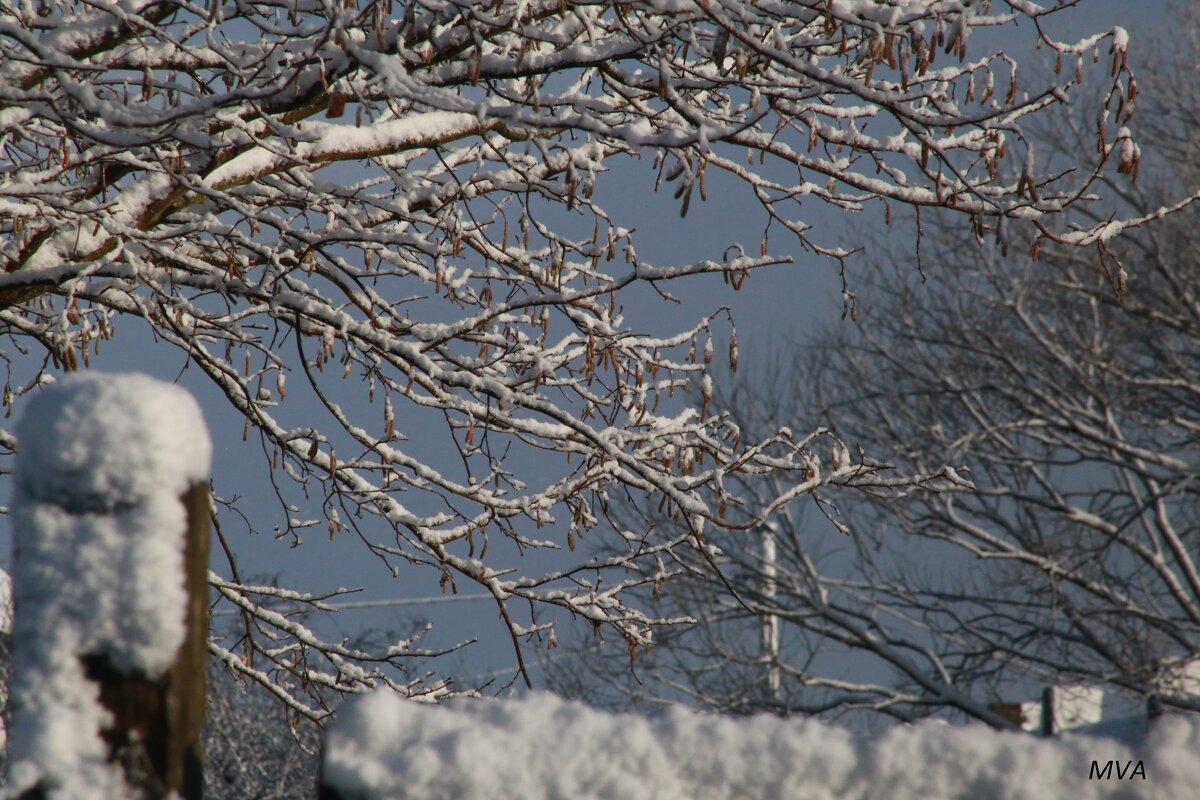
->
[7,372,211,800]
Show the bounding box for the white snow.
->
[1050,685,1105,731]
[1111,26,1130,54]
[0,565,11,637]
[202,112,492,191]
[6,372,211,800]
[323,690,1199,800]
[0,565,9,756]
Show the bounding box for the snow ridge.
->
[324,690,1199,800]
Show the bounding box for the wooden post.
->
[79,484,210,799]
[8,372,212,800]
[317,767,346,800]
[16,484,209,800]
[1041,686,1055,736]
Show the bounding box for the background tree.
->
[202,665,320,800]
[0,0,1168,717]
[547,11,1200,726]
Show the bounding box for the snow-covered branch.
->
[0,0,1170,712]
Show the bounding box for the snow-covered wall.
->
[323,691,1199,800]
[7,372,211,799]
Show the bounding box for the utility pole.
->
[761,521,781,702]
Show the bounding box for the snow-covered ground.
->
[323,690,1198,800]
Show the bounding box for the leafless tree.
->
[546,13,1200,727]
[0,0,1177,717]
[202,665,320,800]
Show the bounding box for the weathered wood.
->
[75,483,210,800]
[987,702,1030,729]
[317,770,346,800]
[173,481,211,798]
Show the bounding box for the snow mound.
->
[7,372,211,800]
[323,691,1200,800]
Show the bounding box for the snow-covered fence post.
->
[7,373,212,800]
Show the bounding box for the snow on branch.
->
[0,0,1177,710]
